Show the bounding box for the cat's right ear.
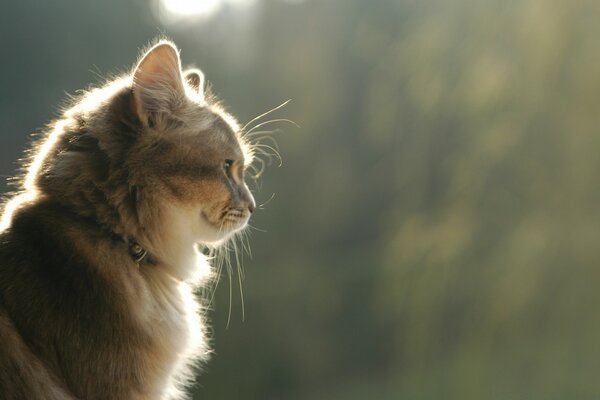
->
[132,41,185,127]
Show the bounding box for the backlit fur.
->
[0,40,256,399]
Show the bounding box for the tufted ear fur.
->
[132,41,185,127]
[184,68,205,97]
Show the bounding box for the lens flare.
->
[160,0,221,19]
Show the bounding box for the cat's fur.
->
[0,41,256,399]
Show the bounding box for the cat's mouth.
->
[200,208,250,238]
[220,208,250,231]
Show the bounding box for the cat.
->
[0,40,256,399]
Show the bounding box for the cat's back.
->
[0,305,79,400]
[0,201,81,400]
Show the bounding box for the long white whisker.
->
[231,236,245,322]
[244,128,282,139]
[245,119,299,136]
[241,229,253,259]
[241,99,292,132]
[224,239,233,329]
[251,144,282,167]
[246,223,267,233]
[253,136,281,153]
[207,221,228,307]
[252,141,281,156]
[248,157,267,181]
[206,100,287,327]
[257,193,276,210]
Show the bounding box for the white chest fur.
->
[142,274,208,399]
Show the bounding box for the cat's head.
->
[27,41,256,258]
[125,41,256,245]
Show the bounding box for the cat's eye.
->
[223,159,234,172]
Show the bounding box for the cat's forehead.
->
[182,106,244,159]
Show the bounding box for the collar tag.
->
[128,240,148,264]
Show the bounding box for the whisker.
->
[244,128,283,139]
[241,229,253,259]
[252,140,281,156]
[241,99,292,133]
[250,143,282,167]
[224,240,233,329]
[246,223,267,233]
[231,237,246,322]
[248,157,267,181]
[245,118,299,136]
[207,220,228,307]
[238,230,248,257]
[207,100,288,327]
[252,135,281,153]
[257,193,276,209]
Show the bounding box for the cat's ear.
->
[184,68,205,96]
[132,41,185,127]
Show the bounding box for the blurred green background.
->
[2,0,600,399]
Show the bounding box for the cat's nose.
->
[241,186,256,214]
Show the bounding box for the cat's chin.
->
[162,205,248,248]
[194,211,248,245]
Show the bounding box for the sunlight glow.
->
[158,0,256,22]
[161,0,221,18]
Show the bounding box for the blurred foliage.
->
[2,0,600,399]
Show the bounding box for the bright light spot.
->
[157,0,256,23]
[160,0,221,18]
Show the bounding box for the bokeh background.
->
[2,0,600,399]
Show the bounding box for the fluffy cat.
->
[0,40,256,399]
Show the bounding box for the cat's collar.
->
[127,238,157,266]
[128,239,147,264]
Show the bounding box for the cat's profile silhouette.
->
[0,40,256,400]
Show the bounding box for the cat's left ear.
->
[184,69,205,96]
[132,41,185,127]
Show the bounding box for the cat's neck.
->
[12,192,211,286]
[135,205,211,285]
